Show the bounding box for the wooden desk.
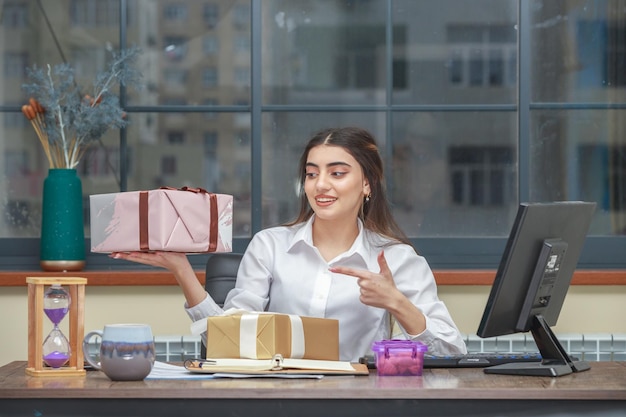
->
[1,361,625,417]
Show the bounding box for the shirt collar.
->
[287,215,371,266]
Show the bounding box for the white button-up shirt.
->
[186,216,467,362]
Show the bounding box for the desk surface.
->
[1,361,625,417]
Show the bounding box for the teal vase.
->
[40,169,86,271]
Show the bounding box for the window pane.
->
[391,112,518,237]
[0,1,129,238]
[262,0,388,105]
[531,0,626,102]
[392,0,517,105]
[261,112,386,228]
[530,110,626,235]
[126,0,250,106]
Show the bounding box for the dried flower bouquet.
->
[22,46,142,169]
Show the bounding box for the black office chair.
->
[204,252,242,306]
[200,252,242,358]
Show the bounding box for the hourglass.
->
[42,284,71,368]
[26,277,87,377]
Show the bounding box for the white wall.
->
[1,284,625,367]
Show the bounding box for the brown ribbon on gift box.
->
[138,186,218,252]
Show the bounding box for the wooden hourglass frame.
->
[26,277,87,377]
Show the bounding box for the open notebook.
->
[184,354,369,376]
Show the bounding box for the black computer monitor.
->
[477,201,596,377]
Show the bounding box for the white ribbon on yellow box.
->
[191,309,339,361]
[239,312,305,359]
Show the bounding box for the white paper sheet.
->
[145,361,324,380]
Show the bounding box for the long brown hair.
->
[285,126,411,246]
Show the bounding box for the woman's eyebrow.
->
[306,161,351,168]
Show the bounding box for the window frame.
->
[0,0,624,273]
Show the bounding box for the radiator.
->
[85,333,626,363]
[463,333,626,362]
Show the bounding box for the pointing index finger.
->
[328,265,362,278]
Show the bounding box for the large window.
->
[0,0,624,271]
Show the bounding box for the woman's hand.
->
[110,251,189,273]
[329,250,427,336]
[329,251,402,309]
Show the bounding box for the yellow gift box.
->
[206,312,339,361]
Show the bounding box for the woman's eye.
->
[331,171,347,177]
[305,172,317,178]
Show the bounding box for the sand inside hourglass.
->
[42,285,71,368]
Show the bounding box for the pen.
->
[184,359,217,369]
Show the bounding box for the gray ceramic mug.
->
[83,323,155,381]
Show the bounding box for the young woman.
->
[111,126,467,361]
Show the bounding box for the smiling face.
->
[304,144,370,223]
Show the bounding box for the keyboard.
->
[422,352,543,368]
[359,352,543,369]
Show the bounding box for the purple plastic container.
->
[371,339,428,376]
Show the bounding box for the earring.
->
[365,193,371,202]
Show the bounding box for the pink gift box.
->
[90,187,233,253]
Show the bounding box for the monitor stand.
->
[484,315,591,377]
